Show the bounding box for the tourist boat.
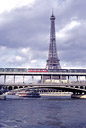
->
[16,91,41,98]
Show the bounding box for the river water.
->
[0,96,86,128]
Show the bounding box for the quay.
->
[0,95,6,100]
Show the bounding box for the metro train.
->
[0,68,86,73]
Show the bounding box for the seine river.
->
[0,96,86,128]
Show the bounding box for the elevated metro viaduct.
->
[0,69,86,93]
[0,69,86,98]
[0,70,86,85]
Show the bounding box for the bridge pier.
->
[67,76,70,83]
[41,75,43,84]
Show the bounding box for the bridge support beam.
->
[41,75,43,84]
[32,75,34,84]
[59,75,62,83]
[23,75,24,84]
[76,76,79,82]
[67,76,70,83]
[51,75,53,83]
[14,75,15,84]
[4,75,6,84]
[78,76,80,83]
[85,76,86,82]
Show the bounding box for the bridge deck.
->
[0,71,86,76]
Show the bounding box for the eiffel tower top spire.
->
[46,12,61,69]
[52,8,54,16]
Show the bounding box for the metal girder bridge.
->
[1,83,86,94]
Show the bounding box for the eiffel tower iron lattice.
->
[46,12,61,70]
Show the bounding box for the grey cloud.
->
[0,0,86,68]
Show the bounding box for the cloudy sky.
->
[0,0,86,69]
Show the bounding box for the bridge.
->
[0,69,86,98]
[2,83,86,99]
[0,69,86,85]
[1,82,86,92]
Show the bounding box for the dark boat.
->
[17,90,41,98]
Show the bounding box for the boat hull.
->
[18,95,41,98]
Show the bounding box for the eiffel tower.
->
[46,11,61,70]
